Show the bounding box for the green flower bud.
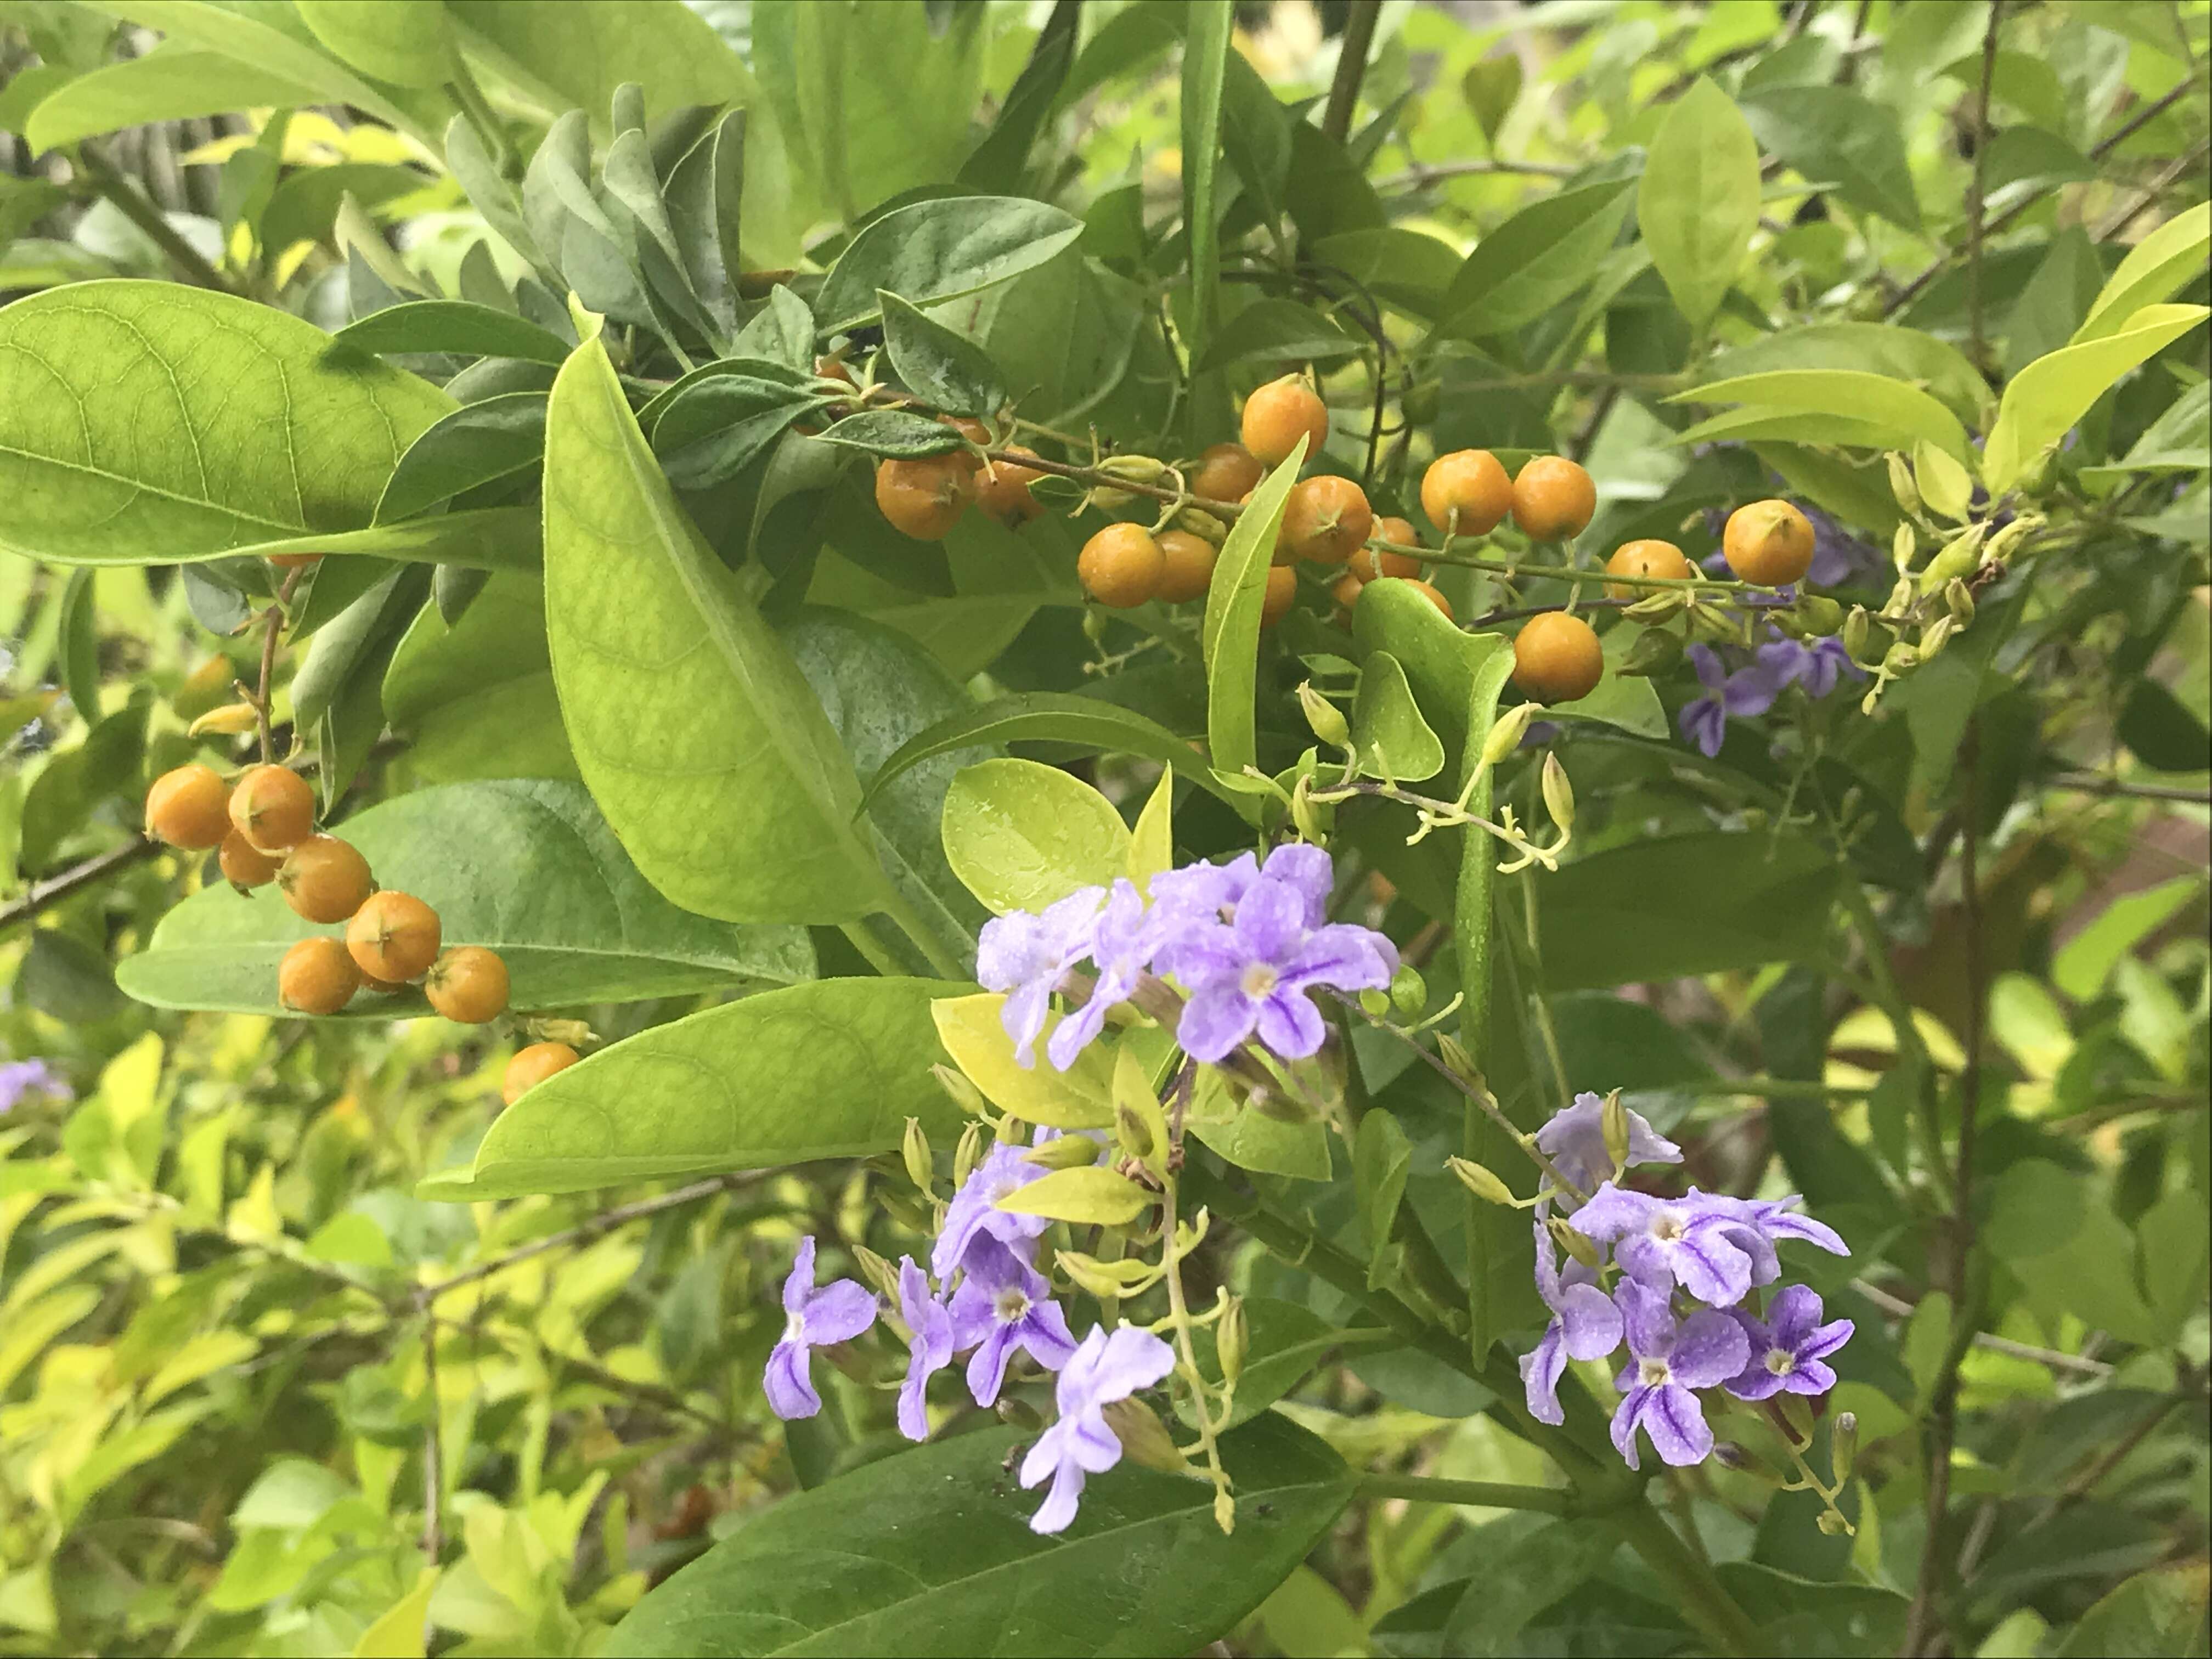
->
[1879,575,1915,620]
[1435,1034,1479,1083]
[1103,1397,1189,1472]
[1217,1295,1248,1386]
[1389,964,1427,1017]
[1885,452,1921,516]
[1688,602,1742,644]
[1359,988,1391,1017]
[1546,1217,1604,1272]
[1082,607,1109,642]
[996,1396,1043,1430]
[901,1116,934,1194]
[1881,640,1921,675]
[1482,702,1539,766]
[1891,522,1916,573]
[1299,682,1351,749]
[1617,628,1684,677]
[1174,506,1227,545]
[1842,606,1872,659]
[1917,523,1987,592]
[1831,1411,1858,1485]
[930,1063,988,1119]
[1795,595,1843,635]
[1447,1155,1516,1205]
[1985,514,2042,562]
[953,1120,986,1188]
[1026,1132,1110,1171]
[1055,1249,1159,1297]
[1815,1508,1850,1536]
[1600,1089,1630,1171]
[1541,753,1575,834]
[1944,577,1976,623]
[1777,1392,1815,1446]
[1623,589,1694,622]
[1918,615,1956,659]
[851,1244,902,1305]
[1114,1100,1158,1165]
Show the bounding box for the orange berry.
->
[1400,579,1454,622]
[1154,529,1218,603]
[218,831,281,891]
[279,936,358,1016]
[874,454,974,540]
[426,946,509,1024]
[1603,539,1696,600]
[1722,499,1816,586]
[1282,475,1373,565]
[1260,565,1297,628]
[504,1041,580,1105]
[1078,523,1165,608]
[1240,375,1329,467]
[1352,517,1422,582]
[145,764,232,850]
[1331,572,1364,612]
[1191,442,1264,503]
[346,890,441,983]
[974,445,1045,527]
[1511,456,1597,542]
[1420,450,1513,537]
[938,415,992,475]
[228,764,315,853]
[1513,612,1605,703]
[278,834,374,924]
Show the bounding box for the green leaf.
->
[21,44,318,153]
[2085,380,2211,481]
[1673,369,1970,460]
[374,391,546,523]
[2052,875,2205,1001]
[1740,86,1921,229]
[1437,179,1635,339]
[381,574,576,785]
[880,293,1007,417]
[654,376,828,488]
[958,0,1080,194]
[1981,125,2098,194]
[1639,78,1759,329]
[1204,443,1305,785]
[1912,437,1974,521]
[810,410,965,459]
[930,994,1116,1130]
[425,977,963,1200]
[1704,322,1988,427]
[2074,202,2211,344]
[56,568,97,724]
[1443,1520,1617,1657]
[258,162,430,255]
[1538,830,1847,989]
[2057,1569,2212,1659]
[1310,227,1463,323]
[1351,652,1446,783]
[1197,298,1360,374]
[1188,1068,1334,1181]
[444,0,758,133]
[814,196,1083,335]
[543,326,890,924]
[295,0,453,87]
[608,1416,1353,1657]
[118,778,814,1015]
[733,285,819,374]
[241,508,540,573]
[0,281,452,567]
[1351,578,1495,754]
[940,758,1130,915]
[1179,0,1231,387]
[334,301,573,367]
[1984,303,2210,494]
[17,703,144,874]
[863,693,1240,815]
[1548,626,1667,737]
[1353,1107,1412,1265]
[996,1165,1153,1224]
[1188,1297,1373,1430]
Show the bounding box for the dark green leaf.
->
[810,410,965,458]
[959,0,1080,194]
[335,298,574,368]
[1740,86,1921,230]
[880,293,1006,416]
[375,391,547,523]
[1197,298,1359,373]
[1437,179,1635,338]
[814,196,1084,335]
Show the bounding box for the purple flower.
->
[1533,1092,1681,1210]
[763,1236,878,1421]
[977,885,1105,1066]
[1715,1194,1850,1288]
[1724,1284,1853,1401]
[1255,841,1335,927]
[950,1239,1079,1406]
[1169,879,1396,1063]
[1796,636,1859,697]
[1017,1324,1176,1534]
[1678,645,1775,758]
[1804,508,1877,589]
[1521,1220,1625,1425]
[0,1059,66,1113]
[1046,879,1154,1071]
[896,1256,954,1441]
[1610,1279,1750,1470]
[1568,1184,1759,1307]
[1147,851,1257,929]
[930,1142,1051,1280]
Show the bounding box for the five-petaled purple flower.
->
[896,1256,953,1441]
[1018,1324,1177,1534]
[0,1059,66,1114]
[764,1235,878,1421]
[1170,877,1396,1063]
[1717,1194,1850,1288]
[1568,1184,1761,1307]
[1045,879,1153,1071]
[950,1239,1079,1406]
[1610,1279,1751,1470]
[1724,1284,1854,1401]
[1521,1220,1625,1425]
[1533,1091,1681,1211]
[931,1142,1052,1280]
[977,885,1107,1066]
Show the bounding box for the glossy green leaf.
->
[1984,304,2209,494]
[542,326,889,924]
[381,574,575,786]
[881,293,1006,416]
[334,301,572,367]
[1179,0,1230,385]
[424,977,961,1200]
[940,758,1129,916]
[1353,1107,1412,1266]
[295,0,452,88]
[374,391,546,523]
[814,196,1084,334]
[930,994,1116,1130]
[2074,202,2210,344]
[1740,85,1920,229]
[1204,443,1305,785]
[241,508,540,572]
[1639,77,1759,329]
[1437,179,1634,339]
[810,409,965,458]
[1351,652,1445,783]
[117,780,811,1017]
[608,1415,1352,1657]
[1197,298,1360,373]
[0,281,452,567]
[1352,578,1496,755]
[996,1166,1153,1225]
[1673,369,1970,460]
[22,46,318,154]
[1703,322,1988,426]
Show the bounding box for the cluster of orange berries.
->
[871,413,1047,541]
[140,763,577,1104]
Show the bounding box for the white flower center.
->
[1651,1210,1686,1243]
[1240,962,1279,998]
[1639,1357,1671,1387]
[995,1288,1031,1322]
[783,1312,805,1344]
[1764,1347,1796,1376]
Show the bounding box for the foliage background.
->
[0,1,2207,1655]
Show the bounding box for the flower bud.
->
[1831,1411,1858,1484]
[996,1396,1043,1430]
[1985,514,2042,562]
[1541,754,1575,833]
[901,1117,934,1194]
[1056,1249,1158,1297]
[1917,523,1987,592]
[1623,589,1693,622]
[1842,606,1872,659]
[1174,506,1227,545]
[1891,523,1916,573]
[1793,595,1843,634]
[1435,1034,1479,1082]
[1944,578,1976,623]
[1216,1295,1248,1386]
[1776,1392,1815,1446]
[1289,775,1330,846]
[1879,576,1915,620]
[1389,964,1427,1017]
[1546,1217,1604,1272]
[953,1120,986,1188]
[1082,607,1109,643]
[528,1018,594,1047]
[1688,602,1741,644]
[187,701,261,737]
[1885,452,1920,516]
[1816,1508,1850,1536]
[930,1063,988,1119]
[1616,628,1683,677]
[1600,1090,1630,1170]
[1251,1086,1312,1124]
[1918,616,1955,659]
[1026,1132,1107,1171]
[881,1189,938,1233]
[1482,702,1539,766]
[1114,1101,1158,1166]
[1214,1488,1237,1534]
[1298,682,1351,750]
[1881,640,1921,675]
[1447,1155,1516,1205]
[851,1244,902,1305]
[1103,1396,1189,1473]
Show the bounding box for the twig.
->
[1321,1,1381,144]
[2049,774,2212,804]
[1849,1279,2114,1378]
[0,838,162,932]
[1376,157,1577,191]
[2092,137,2212,240]
[77,151,234,294]
[1965,6,2001,371]
[416,1174,748,1304]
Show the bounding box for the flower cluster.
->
[763,1131,1176,1535]
[0,1058,67,1114]
[1678,634,1863,758]
[1523,1094,1854,1470]
[977,842,1397,1071]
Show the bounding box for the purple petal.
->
[1686,644,1725,693]
[1557,1283,1626,1362]
[802,1278,879,1346]
[1799,1318,1854,1365]
[1176,984,1257,1063]
[1254,988,1327,1059]
[1045,997,1111,1071]
[966,1322,1018,1407]
[1612,1233,1676,1292]
[1680,697,1726,758]
[1565,1183,1659,1244]
[1261,842,1335,926]
[1669,1309,1752,1390]
[1521,1323,1568,1425]
[1066,1406,1126,1472]
[763,1340,819,1419]
[1763,1284,1824,1348]
[1088,1327,1177,1404]
[1724,1363,1786,1402]
[1615,1278,1677,1361]
[782,1236,817,1317]
[1759,1203,1850,1256]
[1610,1384,1651,1470]
[1531,1219,1564,1306]
[1283,922,1397,993]
[1000,979,1053,1068]
[1019,1420,1070,1489]
[1232,878,1305,961]
[1641,1382,1716,1466]
[1786,1358,1838,1395]
[1721,664,1784,719]
[1666,1229,1754,1307]
[1027,1456,1085,1534]
[1019,1298,1079,1370]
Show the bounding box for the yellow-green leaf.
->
[1984,303,2210,495]
[930,994,1116,1129]
[995,1165,1154,1224]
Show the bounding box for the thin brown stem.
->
[0,837,162,930]
[1849,1279,2113,1378]
[417,1174,748,1304]
[2049,774,2212,804]
[77,151,235,294]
